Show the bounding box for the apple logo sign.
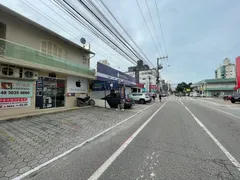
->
[76,80,81,87]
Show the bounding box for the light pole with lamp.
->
[148,76,151,93]
[157,64,171,94]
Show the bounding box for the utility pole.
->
[148,76,151,92]
[156,56,167,93]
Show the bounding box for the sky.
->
[1,0,240,85]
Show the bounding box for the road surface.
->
[25,97,240,180]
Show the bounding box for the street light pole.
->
[148,76,151,93]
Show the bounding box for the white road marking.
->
[88,101,168,180]
[13,103,157,180]
[197,100,240,119]
[179,100,240,171]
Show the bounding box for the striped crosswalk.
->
[163,96,196,101]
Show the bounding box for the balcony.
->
[0,38,95,78]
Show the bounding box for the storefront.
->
[35,77,65,109]
[35,74,89,109]
[92,62,136,99]
[132,83,144,93]
[0,69,90,119]
[0,79,33,109]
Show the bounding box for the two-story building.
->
[126,69,158,92]
[0,5,95,119]
[191,78,236,97]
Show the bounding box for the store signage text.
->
[0,79,33,98]
[0,98,31,109]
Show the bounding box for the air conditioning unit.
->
[22,69,38,80]
[0,66,20,78]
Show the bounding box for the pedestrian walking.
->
[152,95,156,102]
[159,94,162,102]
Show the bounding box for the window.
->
[41,40,65,59]
[82,56,87,64]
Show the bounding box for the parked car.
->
[223,95,232,100]
[149,92,157,98]
[124,95,135,109]
[193,92,200,97]
[128,93,151,104]
[101,93,133,109]
[230,93,240,103]
[161,93,167,97]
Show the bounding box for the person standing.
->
[152,94,156,102]
[159,94,162,102]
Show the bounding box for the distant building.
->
[191,78,236,97]
[215,58,236,79]
[99,60,109,65]
[126,69,158,92]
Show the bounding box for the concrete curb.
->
[0,106,90,121]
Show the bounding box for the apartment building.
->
[191,78,236,97]
[0,5,95,119]
[215,58,236,79]
[126,69,158,92]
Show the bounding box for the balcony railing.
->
[0,38,95,77]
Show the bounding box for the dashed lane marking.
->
[179,100,240,172]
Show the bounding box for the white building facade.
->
[126,69,158,92]
[215,58,236,79]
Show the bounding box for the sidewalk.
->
[0,104,154,180]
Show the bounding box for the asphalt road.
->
[25,97,240,180]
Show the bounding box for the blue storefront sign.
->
[91,80,119,91]
[96,62,136,86]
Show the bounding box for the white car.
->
[193,92,200,97]
[128,93,151,104]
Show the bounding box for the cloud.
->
[1,0,240,83]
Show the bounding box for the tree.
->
[176,82,192,93]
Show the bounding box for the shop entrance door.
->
[56,80,65,107]
[35,77,65,109]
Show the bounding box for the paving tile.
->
[38,157,48,164]
[0,172,6,178]
[4,169,18,177]
[0,105,152,180]
[17,150,28,156]
[35,154,44,160]
[12,158,23,165]
[18,166,30,174]
[2,164,15,172]
[27,160,38,167]
[23,156,35,162]
[0,177,8,180]
[15,162,27,169]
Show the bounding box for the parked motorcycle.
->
[76,96,95,107]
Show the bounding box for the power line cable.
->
[55,0,137,64]
[20,0,141,65]
[135,0,160,56]
[76,0,143,62]
[145,0,163,56]
[20,0,123,64]
[154,0,168,57]
[45,0,123,64]
[98,0,154,67]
